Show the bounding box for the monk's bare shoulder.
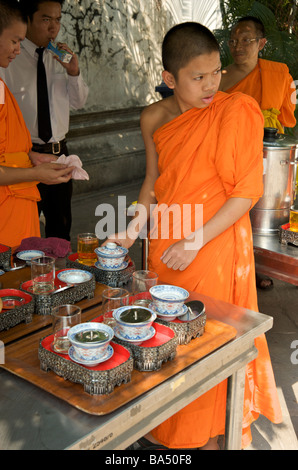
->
[141,96,179,136]
[0,80,5,105]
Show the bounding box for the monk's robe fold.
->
[225,58,296,131]
[0,79,40,247]
[148,92,282,449]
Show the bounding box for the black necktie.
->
[36,47,52,143]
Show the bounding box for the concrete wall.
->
[59,0,222,114]
[60,0,172,113]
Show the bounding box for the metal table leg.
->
[224,367,246,450]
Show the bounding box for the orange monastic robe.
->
[148,92,282,449]
[0,79,40,247]
[225,58,296,130]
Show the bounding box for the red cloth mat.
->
[0,244,10,254]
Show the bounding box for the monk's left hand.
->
[160,238,200,271]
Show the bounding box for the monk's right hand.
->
[31,162,74,185]
[102,232,136,250]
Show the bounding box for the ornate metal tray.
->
[131,293,206,345]
[155,310,206,345]
[38,336,133,395]
[279,223,298,246]
[20,269,96,315]
[0,244,11,270]
[113,322,178,372]
[66,253,135,287]
[0,288,34,331]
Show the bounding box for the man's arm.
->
[55,43,89,109]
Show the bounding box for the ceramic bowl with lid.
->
[113,305,156,341]
[67,322,114,361]
[149,284,189,315]
[94,242,128,269]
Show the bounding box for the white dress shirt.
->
[0,38,89,144]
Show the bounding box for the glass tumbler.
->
[131,270,158,307]
[52,304,81,354]
[102,288,130,328]
[31,256,55,294]
[77,233,99,266]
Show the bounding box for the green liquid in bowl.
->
[119,308,151,324]
[74,330,109,343]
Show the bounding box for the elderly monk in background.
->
[105,22,282,450]
[220,16,296,131]
[220,16,296,289]
[0,0,73,248]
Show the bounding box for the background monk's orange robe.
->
[225,58,296,129]
[148,92,282,449]
[0,79,40,247]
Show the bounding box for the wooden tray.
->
[1,318,237,416]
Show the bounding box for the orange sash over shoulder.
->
[148,92,282,449]
[225,58,296,129]
[0,79,40,247]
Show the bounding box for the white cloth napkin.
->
[56,154,89,180]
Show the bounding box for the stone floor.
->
[67,180,298,450]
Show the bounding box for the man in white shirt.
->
[0,0,89,241]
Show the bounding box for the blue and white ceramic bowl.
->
[67,322,114,361]
[149,285,189,315]
[149,302,188,322]
[95,242,128,269]
[112,305,156,341]
[16,250,45,264]
[68,344,114,366]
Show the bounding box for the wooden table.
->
[254,234,298,286]
[0,266,274,451]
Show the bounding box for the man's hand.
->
[55,42,80,77]
[29,150,57,166]
[32,162,74,185]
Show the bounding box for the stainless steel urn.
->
[250,128,298,235]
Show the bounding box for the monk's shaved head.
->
[162,22,220,79]
[0,0,27,35]
[231,16,265,38]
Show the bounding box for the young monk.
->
[220,16,296,290]
[0,0,74,247]
[105,22,282,449]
